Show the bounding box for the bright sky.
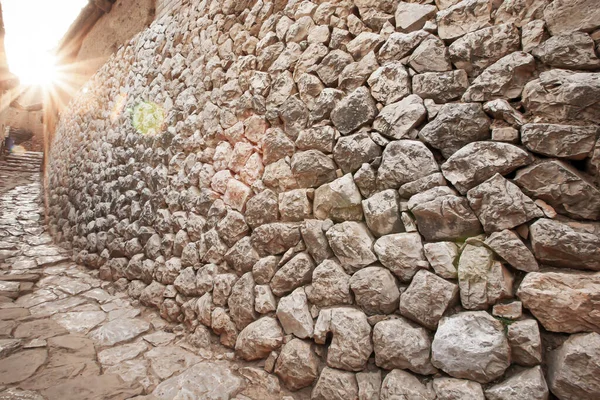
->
[3,0,88,85]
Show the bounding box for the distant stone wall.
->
[47,0,600,398]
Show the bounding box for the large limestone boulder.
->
[301,220,333,265]
[485,366,549,400]
[436,0,492,40]
[521,124,599,160]
[431,311,511,383]
[313,174,364,222]
[314,307,373,372]
[307,259,353,307]
[400,269,459,330]
[494,0,549,27]
[377,140,439,189]
[380,369,436,400]
[368,62,411,105]
[374,232,430,282]
[373,318,437,375]
[274,339,319,391]
[311,367,358,400]
[326,222,377,273]
[543,0,600,35]
[433,377,485,400]
[270,252,315,297]
[467,173,543,233]
[532,32,600,70]
[507,319,543,366]
[276,287,314,339]
[517,271,600,333]
[362,189,404,237]
[484,229,539,272]
[372,95,427,140]
[522,70,600,124]
[419,103,490,158]
[331,87,378,135]
[412,70,470,104]
[235,317,284,361]
[333,133,381,174]
[350,266,400,315]
[441,141,534,194]
[528,219,600,271]
[547,332,600,400]
[514,160,600,220]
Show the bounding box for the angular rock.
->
[378,30,432,63]
[518,271,600,333]
[507,319,543,366]
[547,332,600,400]
[333,133,381,174]
[275,339,319,391]
[270,252,315,297]
[311,367,358,400]
[356,370,381,400]
[373,95,427,140]
[373,318,436,374]
[485,366,549,400]
[433,377,485,400]
[398,172,447,198]
[432,311,511,383]
[314,308,373,371]
[251,223,301,256]
[290,150,337,189]
[314,174,363,222]
[419,103,490,158]
[423,242,459,279]
[374,232,429,282]
[331,87,378,135]
[326,222,377,273]
[245,189,279,229]
[307,259,352,307]
[467,174,542,233]
[317,50,354,86]
[300,219,334,265]
[449,24,521,77]
[462,52,536,102]
[514,160,600,220]
[367,63,411,105]
[532,31,600,70]
[395,2,436,32]
[437,0,492,40]
[528,218,600,270]
[543,0,600,35]
[521,124,599,160]
[380,369,436,400]
[362,189,403,237]
[279,189,312,222]
[409,37,452,73]
[276,288,314,339]
[521,19,547,53]
[254,285,277,314]
[483,99,525,127]
[228,272,257,331]
[441,141,534,194]
[350,266,400,315]
[484,229,539,272]
[412,70,469,104]
[494,0,549,27]
[400,270,458,330]
[522,70,600,124]
[377,140,439,189]
[235,317,284,361]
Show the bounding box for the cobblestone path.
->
[0,155,291,400]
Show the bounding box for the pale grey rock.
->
[462,52,536,102]
[411,189,483,241]
[225,237,260,275]
[245,189,279,229]
[350,266,400,315]
[485,366,549,400]
[301,220,334,265]
[263,128,295,165]
[347,32,384,59]
[367,63,411,105]
[521,124,599,160]
[409,37,452,73]
[334,134,381,174]
[423,242,459,279]
[547,332,600,400]
[270,252,315,297]
[228,272,257,331]
[514,160,600,220]
[528,218,600,270]
[291,150,337,188]
[354,162,378,198]
[326,222,377,273]
[449,24,521,77]
[436,0,492,40]
[522,20,547,53]
[441,141,534,194]
[373,318,437,374]
[507,319,543,366]
[357,370,381,400]
[331,87,378,135]
[395,2,437,32]
[380,369,436,400]
[374,232,429,282]
[251,223,301,256]
[433,377,485,400]
[316,50,354,86]
[279,189,312,222]
[373,95,427,140]
[235,317,284,361]
[484,229,539,272]
[494,0,549,27]
[432,311,511,383]
[314,308,373,371]
[212,273,238,307]
[276,287,314,339]
[483,99,525,127]
[458,244,513,310]
[543,0,600,35]
[467,174,543,233]
[338,51,380,91]
[254,285,277,314]
[307,259,353,307]
[400,270,458,330]
[377,140,439,189]
[522,70,600,124]
[311,367,358,400]
[362,189,403,237]
[378,30,432,63]
[398,173,447,199]
[296,126,335,153]
[413,70,469,104]
[275,339,319,391]
[518,271,600,333]
[419,103,490,158]
[532,31,600,69]
[89,318,151,347]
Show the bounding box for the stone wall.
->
[46,0,600,398]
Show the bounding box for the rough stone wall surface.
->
[46,0,600,398]
[156,0,185,18]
